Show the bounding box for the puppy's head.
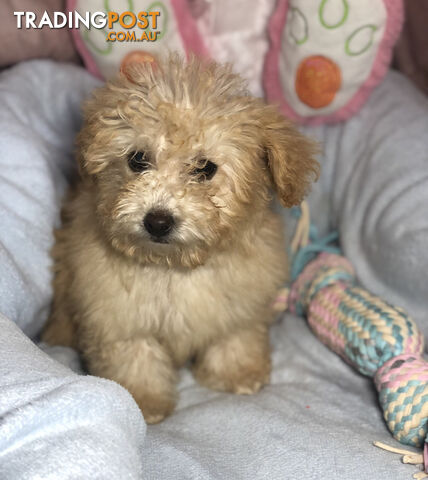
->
[78,55,319,267]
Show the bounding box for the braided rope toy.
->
[276,201,428,478]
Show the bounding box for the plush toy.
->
[67,0,274,96]
[278,202,428,478]
[67,0,207,79]
[264,0,404,124]
[68,0,404,116]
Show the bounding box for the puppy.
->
[42,55,319,423]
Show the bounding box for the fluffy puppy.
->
[42,55,319,423]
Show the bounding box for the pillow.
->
[263,0,404,125]
[0,0,79,68]
[68,0,404,113]
[193,0,276,97]
[67,0,276,97]
[0,60,100,337]
[67,0,207,79]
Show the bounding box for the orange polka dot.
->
[295,55,341,109]
[120,51,157,81]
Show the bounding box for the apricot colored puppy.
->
[43,55,319,423]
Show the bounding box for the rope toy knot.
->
[375,354,428,448]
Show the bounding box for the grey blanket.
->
[0,60,427,479]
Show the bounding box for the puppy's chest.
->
[124,263,236,339]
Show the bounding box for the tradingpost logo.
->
[13,9,163,42]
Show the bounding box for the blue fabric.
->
[1,60,427,479]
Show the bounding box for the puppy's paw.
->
[86,337,178,424]
[194,359,271,395]
[135,393,176,424]
[230,369,271,395]
[193,328,272,395]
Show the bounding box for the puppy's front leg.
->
[86,337,177,424]
[193,327,271,394]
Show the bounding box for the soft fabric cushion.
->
[67,0,276,97]
[194,0,276,97]
[68,0,207,79]
[264,0,404,124]
[0,312,146,480]
[0,60,427,479]
[0,1,79,68]
[0,60,99,337]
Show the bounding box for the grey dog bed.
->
[1,60,427,479]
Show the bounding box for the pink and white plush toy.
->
[69,0,404,124]
[264,0,404,124]
[68,0,207,80]
[68,0,275,97]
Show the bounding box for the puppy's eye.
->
[191,159,217,181]
[128,151,151,173]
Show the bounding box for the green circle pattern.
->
[345,24,378,56]
[290,7,308,45]
[319,0,349,29]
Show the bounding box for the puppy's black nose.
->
[143,210,175,238]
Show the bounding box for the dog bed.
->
[1,60,427,479]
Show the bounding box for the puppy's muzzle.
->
[143,209,175,242]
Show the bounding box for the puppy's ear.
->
[75,107,115,181]
[75,130,103,182]
[262,108,319,207]
[76,149,94,183]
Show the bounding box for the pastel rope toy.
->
[279,201,428,478]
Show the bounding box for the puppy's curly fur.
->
[42,55,319,423]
